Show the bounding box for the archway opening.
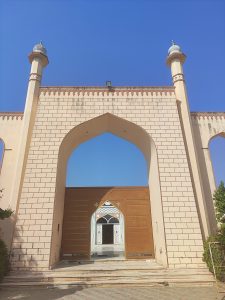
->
[66,132,148,187]
[61,132,149,260]
[51,114,167,267]
[209,133,225,187]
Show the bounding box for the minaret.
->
[166,42,211,238]
[10,43,48,225]
[27,42,48,110]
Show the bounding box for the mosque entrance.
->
[91,201,125,259]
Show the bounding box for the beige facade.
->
[0,113,23,246]
[0,43,224,272]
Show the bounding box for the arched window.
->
[104,214,113,221]
[96,215,119,224]
[97,217,107,224]
[109,217,119,224]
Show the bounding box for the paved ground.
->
[0,286,225,300]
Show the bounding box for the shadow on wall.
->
[0,215,16,251]
[7,214,39,273]
[0,215,89,296]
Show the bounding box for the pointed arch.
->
[208,131,225,145]
[58,113,152,173]
[50,113,167,267]
[208,132,225,187]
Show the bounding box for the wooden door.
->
[61,187,154,260]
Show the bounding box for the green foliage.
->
[0,208,13,220]
[0,239,10,281]
[203,181,225,281]
[0,189,13,220]
[203,236,225,281]
[213,181,225,223]
[218,225,225,245]
[0,189,12,281]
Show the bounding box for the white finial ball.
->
[33,42,47,55]
[168,42,182,55]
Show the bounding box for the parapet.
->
[0,112,23,121]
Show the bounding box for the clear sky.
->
[67,133,148,187]
[0,0,224,186]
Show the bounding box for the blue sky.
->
[0,0,224,186]
[67,133,148,187]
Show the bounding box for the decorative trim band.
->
[29,73,42,82]
[0,112,23,120]
[1,111,224,121]
[172,73,185,83]
[191,112,225,119]
[40,86,175,96]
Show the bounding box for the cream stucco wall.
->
[0,113,23,248]
[9,87,205,271]
[191,112,225,233]
[2,105,223,271]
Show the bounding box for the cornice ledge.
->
[40,86,175,96]
[191,112,225,119]
[0,112,24,120]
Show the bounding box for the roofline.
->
[1,111,225,116]
[0,112,24,115]
[40,86,175,90]
[191,112,225,118]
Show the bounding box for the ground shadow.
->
[0,285,88,300]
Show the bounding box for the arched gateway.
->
[0,42,224,273]
[51,113,165,266]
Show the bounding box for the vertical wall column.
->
[167,43,210,238]
[10,44,48,246]
[202,147,216,197]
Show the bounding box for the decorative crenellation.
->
[40,86,175,97]
[0,112,23,120]
[191,111,225,148]
[191,112,225,120]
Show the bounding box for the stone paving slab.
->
[0,286,225,300]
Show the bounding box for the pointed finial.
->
[171,40,175,45]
